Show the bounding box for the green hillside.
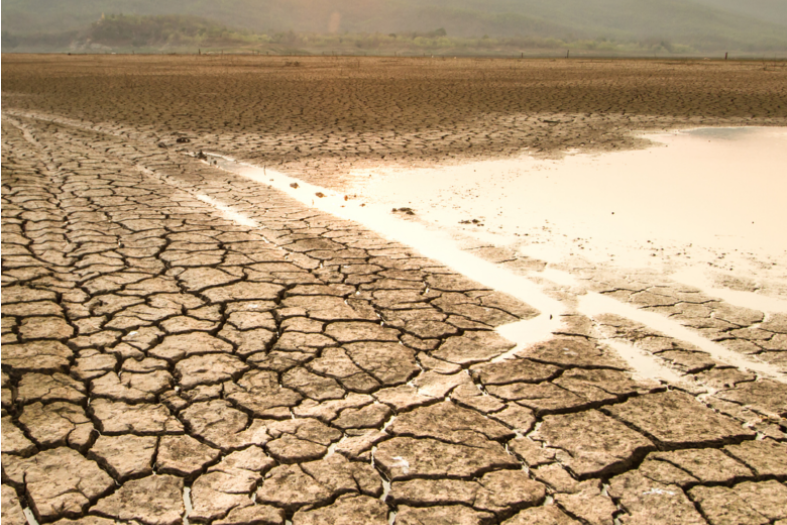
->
[3,0,787,53]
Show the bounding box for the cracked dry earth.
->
[2,106,787,525]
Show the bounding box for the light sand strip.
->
[578,292,787,382]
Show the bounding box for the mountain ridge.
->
[3,0,786,53]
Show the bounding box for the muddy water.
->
[349,126,787,289]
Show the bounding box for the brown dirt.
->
[3,53,787,525]
[3,54,787,188]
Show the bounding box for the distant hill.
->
[3,0,787,53]
[692,0,787,27]
[81,14,243,48]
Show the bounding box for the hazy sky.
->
[3,0,787,51]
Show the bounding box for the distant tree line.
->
[87,14,246,47]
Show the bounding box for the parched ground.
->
[2,55,787,525]
[3,54,787,188]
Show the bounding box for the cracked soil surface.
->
[2,54,787,525]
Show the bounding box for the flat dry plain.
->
[4,54,787,187]
[2,54,787,525]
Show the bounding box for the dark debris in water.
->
[392,207,416,215]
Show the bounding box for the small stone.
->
[533,410,653,477]
[395,505,496,525]
[88,434,157,480]
[605,391,753,447]
[122,326,165,350]
[156,434,221,476]
[432,331,516,364]
[93,474,184,525]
